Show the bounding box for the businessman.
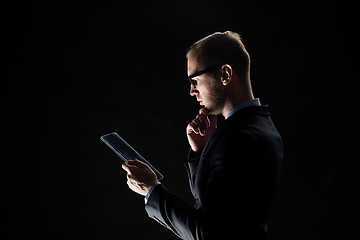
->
[122,31,283,240]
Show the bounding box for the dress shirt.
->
[226,98,261,119]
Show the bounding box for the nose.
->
[190,84,197,96]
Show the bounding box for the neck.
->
[221,84,254,118]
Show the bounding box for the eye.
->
[189,78,197,88]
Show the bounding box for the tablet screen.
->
[100,132,164,180]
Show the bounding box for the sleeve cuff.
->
[187,149,201,162]
[144,182,161,204]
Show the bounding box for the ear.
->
[220,64,233,86]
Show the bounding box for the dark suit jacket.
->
[145,106,283,240]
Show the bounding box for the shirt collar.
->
[226,98,261,119]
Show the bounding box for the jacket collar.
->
[201,105,269,157]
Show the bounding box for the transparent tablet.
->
[100,132,163,180]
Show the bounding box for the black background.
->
[5,1,357,239]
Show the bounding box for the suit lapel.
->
[200,106,265,157]
[200,119,226,157]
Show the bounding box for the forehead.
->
[187,51,201,76]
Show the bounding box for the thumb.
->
[122,162,131,172]
[128,159,147,168]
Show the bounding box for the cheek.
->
[201,88,212,100]
[197,85,208,95]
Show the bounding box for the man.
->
[122,31,283,240]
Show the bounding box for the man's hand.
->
[122,160,158,196]
[186,108,217,154]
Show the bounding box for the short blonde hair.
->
[187,31,250,80]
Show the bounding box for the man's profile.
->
[121,31,283,240]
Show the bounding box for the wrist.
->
[145,182,161,204]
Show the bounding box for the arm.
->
[121,107,215,197]
[145,133,266,240]
[121,109,278,239]
[145,184,205,240]
[122,159,206,239]
[122,108,216,239]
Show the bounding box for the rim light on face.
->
[188,64,223,89]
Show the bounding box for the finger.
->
[194,114,210,134]
[208,115,217,128]
[127,176,137,186]
[122,162,130,172]
[192,120,205,136]
[188,122,200,134]
[197,113,211,128]
[128,159,148,168]
[126,160,136,165]
[193,114,208,128]
[199,107,209,116]
[192,118,205,134]
[127,173,135,181]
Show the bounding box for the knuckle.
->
[192,119,199,125]
[196,113,204,119]
[197,114,206,121]
[199,108,208,115]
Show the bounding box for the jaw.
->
[204,102,223,116]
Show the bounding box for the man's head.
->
[187,31,253,116]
